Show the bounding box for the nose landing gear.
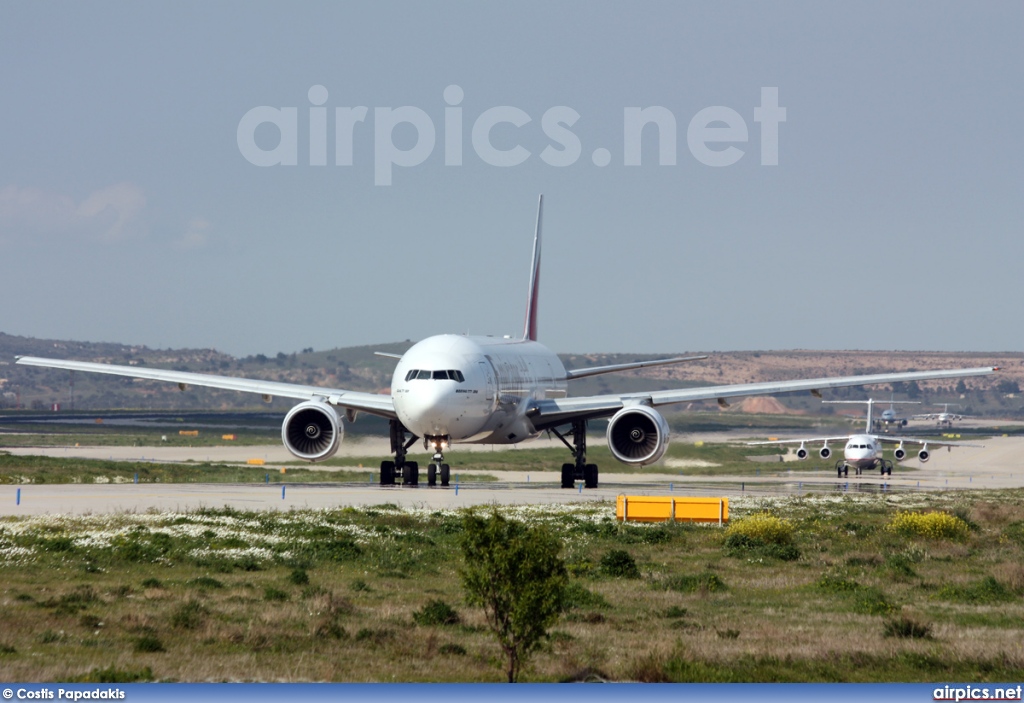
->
[425,436,451,488]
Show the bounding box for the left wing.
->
[565,355,708,380]
[746,436,850,447]
[14,356,397,419]
[529,366,998,431]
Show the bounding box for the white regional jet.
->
[913,403,969,428]
[15,197,999,489]
[749,398,982,478]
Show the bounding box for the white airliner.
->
[749,398,982,478]
[913,403,968,428]
[15,197,999,489]
[874,396,920,431]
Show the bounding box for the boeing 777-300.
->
[16,197,999,489]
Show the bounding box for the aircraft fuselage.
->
[392,334,567,444]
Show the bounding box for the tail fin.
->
[522,194,543,341]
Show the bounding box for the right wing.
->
[529,366,998,431]
[565,355,708,380]
[14,356,397,419]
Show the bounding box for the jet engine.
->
[796,444,808,460]
[918,448,930,463]
[282,400,344,461]
[894,445,907,461]
[819,446,832,460]
[606,405,669,466]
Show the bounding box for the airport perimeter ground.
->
[3,431,1024,515]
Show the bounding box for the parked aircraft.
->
[16,197,999,489]
[914,403,968,428]
[749,398,982,477]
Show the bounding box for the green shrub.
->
[665,571,726,593]
[1002,521,1024,547]
[600,549,641,578]
[561,582,610,610]
[852,587,897,616]
[886,511,970,541]
[264,587,289,602]
[186,576,224,590]
[67,666,154,683]
[141,578,163,589]
[816,572,861,593]
[439,643,467,655]
[170,600,209,629]
[665,606,688,618]
[134,635,165,653]
[938,576,1016,604]
[413,599,460,626]
[288,568,309,586]
[883,616,932,639]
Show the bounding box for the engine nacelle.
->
[894,445,907,461]
[606,405,669,466]
[918,448,930,463]
[796,445,809,460]
[282,400,344,461]
[819,446,832,460]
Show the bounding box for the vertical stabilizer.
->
[522,194,543,341]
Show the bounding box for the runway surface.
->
[2,435,1022,515]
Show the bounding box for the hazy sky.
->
[2,1,1021,357]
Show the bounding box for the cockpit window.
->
[407,369,465,382]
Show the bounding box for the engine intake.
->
[606,405,669,466]
[918,448,930,463]
[894,445,907,461]
[819,446,832,460]
[282,400,343,461]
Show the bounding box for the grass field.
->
[1,491,1023,682]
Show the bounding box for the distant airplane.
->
[913,403,969,428]
[873,395,920,431]
[748,398,982,477]
[15,197,999,489]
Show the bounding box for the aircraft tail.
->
[522,194,543,341]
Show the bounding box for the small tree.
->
[460,511,567,683]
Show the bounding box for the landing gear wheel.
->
[440,464,450,487]
[402,461,419,486]
[428,464,437,487]
[584,464,599,489]
[380,461,395,486]
[560,463,575,489]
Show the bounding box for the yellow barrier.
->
[247,458,265,466]
[616,495,728,525]
[179,430,199,437]
[222,434,237,441]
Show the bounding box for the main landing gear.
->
[551,419,599,489]
[380,420,419,486]
[835,459,893,478]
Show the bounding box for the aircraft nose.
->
[401,381,454,433]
